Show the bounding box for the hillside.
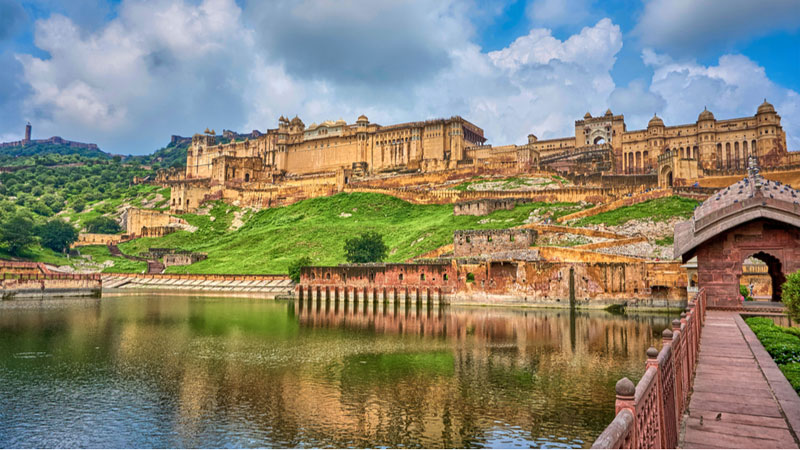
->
[0,142,110,164]
[113,193,584,274]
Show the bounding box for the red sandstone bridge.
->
[593,158,800,448]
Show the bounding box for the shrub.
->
[84,216,121,234]
[0,213,35,255]
[782,270,800,321]
[288,256,312,284]
[746,316,800,393]
[36,219,79,253]
[344,231,387,263]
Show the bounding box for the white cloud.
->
[608,79,666,126]
[242,18,625,147]
[634,0,800,53]
[641,49,800,149]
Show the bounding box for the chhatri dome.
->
[698,107,715,121]
[648,114,664,127]
[757,99,775,115]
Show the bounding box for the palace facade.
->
[166,101,792,212]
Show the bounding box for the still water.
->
[0,295,674,448]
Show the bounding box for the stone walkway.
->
[681,310,800,448]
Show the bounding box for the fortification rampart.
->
[1,273,102,299]
[74,233,130,247]
[556,188,673,223]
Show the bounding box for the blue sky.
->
[0,0,798,155]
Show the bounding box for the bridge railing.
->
[592,288,707,449]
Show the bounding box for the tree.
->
[0,214,35,256]
[782,270,800,321]
[36,219,79,253]
[344,231,388,263]
[84,216,121,234]
[72,198,86,213]
[288,256,312,284]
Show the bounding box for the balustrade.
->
[592,288,707,449]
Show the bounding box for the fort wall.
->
[453,229,537,257]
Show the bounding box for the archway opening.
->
[740,252,785,302]
[667,171,673,187]
[593,136,606,145]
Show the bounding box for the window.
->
[443,273,448,281]
[399,273,404,281]
[466,273,475,283]
[420,273,425,281]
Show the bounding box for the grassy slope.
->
[118,192,583,274]
[77,245,148,273]
[573,196,699,227]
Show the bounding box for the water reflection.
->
[0,296,674,448]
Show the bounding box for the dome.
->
[583,112,592,119]
[335,118,346,126]
[290,116,304,126]
[648,114,664,128]
[605,108,613,116]
[698,107,715,121]
[757,99,775,115]
[357,114,369,123]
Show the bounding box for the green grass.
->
[451,175,567,191]
[746,317,800,394]
[573,196,699,227]
[76,245,147,273]
[0,246,72,266]
[655,236,674,246]
[116,192,581,274]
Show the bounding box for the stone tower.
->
[24,122,31,143]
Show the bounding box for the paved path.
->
[681,311,800,448]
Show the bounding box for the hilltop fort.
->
[0,122,99,151]
[161,101,793,213]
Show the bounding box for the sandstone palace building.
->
[167,101,792,213]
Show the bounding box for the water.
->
[0,295,675,448]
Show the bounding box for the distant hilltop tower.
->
[24,122,31,143]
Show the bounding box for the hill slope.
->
[117,193,583,274]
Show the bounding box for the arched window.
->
[244,173,250,182]
[752,140,757,156]
[716,143,723,168]
[743,140,749,158]
[725,142,732,168]
[734,142,740,168]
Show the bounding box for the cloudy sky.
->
[0,0,798,155]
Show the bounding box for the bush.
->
[344,231,387,263]
[746,317,800,393]
[780,363,800,393]
[0,213,35,255]
[288,256,312,284]
[84,216,121,234]
[782,270,800,321]
[36,219,79,253]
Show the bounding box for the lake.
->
[0,295,674,448]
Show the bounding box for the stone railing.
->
[592,288,707,449]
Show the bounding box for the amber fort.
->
[162,101,791,213]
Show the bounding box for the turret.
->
[755,99,779,157]
[24,122,31,143]
[527,134,538,144]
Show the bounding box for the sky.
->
[0,0,798,155]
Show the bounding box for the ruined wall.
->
[163,252,208,267]
[1,273,102,299]
[454,260,685,307]
[74,233,129,247]
[453,198,522,216]
[124,207,182,236]
[298,262,457,302]
[453,229,537,257]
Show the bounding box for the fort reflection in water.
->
[0,296,673,448]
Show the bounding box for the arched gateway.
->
[675,156,800,307]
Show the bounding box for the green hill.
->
[116,193,583,274]
[0,142,109,163]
